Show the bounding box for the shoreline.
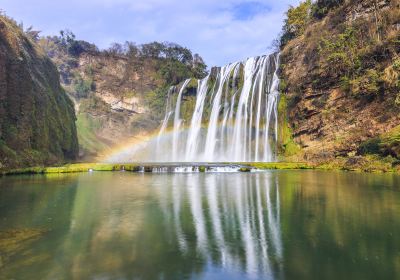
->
[1,161,399,176]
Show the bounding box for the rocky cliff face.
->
[0,16,78,170]
[64,52,165,159]
[279,0,400,170]
[39,36,206,160]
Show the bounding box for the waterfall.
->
[171,79,191,161]
[155,52,280,162]
[185,75,210,161]
[156,86,175,148]
[204,62,240,161]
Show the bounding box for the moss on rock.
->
[0,15,78,170]
[277,94,301,157]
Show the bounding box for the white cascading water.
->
[171,79,191,161]
[107,53,280,163]
[185,75,210,161]
[204,62,240,161]
[156,86,175,147]
[155,53,280,162]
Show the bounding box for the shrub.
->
[318,27,360,77]
[280,0,312,47]
[350,69,380,96]
[358,126,400,159]
[74,77,93,98]
[144,86,170,119]
[339,76,351,92]
[383,63,399,88]
[394,58,400,71]
[358,138,381,155]
[59,30,98,56]
[312,0,344,19]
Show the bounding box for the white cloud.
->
[1,0,301,66]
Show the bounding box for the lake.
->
[0,170,399,279]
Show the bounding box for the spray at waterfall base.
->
[106,53,281,163]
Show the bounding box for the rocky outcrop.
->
[74,52,161,114]
[66,52,163,159]
[39,37,206,160]
[346,0,390,22]
[280,0,400,164]
[0,16,78,170]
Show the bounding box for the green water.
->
[0,171,399,279]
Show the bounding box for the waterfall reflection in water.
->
[156,173,284,279]
[1,172,400,279]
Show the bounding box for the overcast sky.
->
[1,0,300,66]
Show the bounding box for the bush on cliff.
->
[312,0,344,19]
[280,0,312,47]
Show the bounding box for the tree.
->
[280,0,312,47]
[25,26,41,42]
[108,42,125,56]
[192,54,207,79]
[141,42,165,58]
[124,41,140,58]
[58,30,98,56]
[74,76,93,98]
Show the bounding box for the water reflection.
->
[154,173,284,279]
[0,171,400,279]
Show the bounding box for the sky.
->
[1,0,300,66]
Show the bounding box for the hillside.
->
[39,34,207,160]
[0,15,78,170]
[279,0,400,171]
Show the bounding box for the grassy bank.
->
[1,159,399,176]
[1,163,141,176]
[2,162,312,176]
[246,162,312,170]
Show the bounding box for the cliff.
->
[39,35,207,159]
[279,0,400,171]
[0,16,78,170]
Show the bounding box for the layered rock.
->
[280,0,400,164]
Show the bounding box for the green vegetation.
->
[198,166,206,172]
[280,0,399,101]
[2,158,399,176]
[0,15,78,171]
[279,0,346,47]
[383,57,400,106]
[144,86,172,120]
[37,29,209,160]
[312,0,344,19]
[317,25,397,98]
[318,27,360,78]
[318,155,399,173]
[246,162,312,170]
[358,125,400,159]
[76,114,108,155]
[2,163,135,175]
[278,0,399,170]
[280,0,312,47]
[349,69,380,96]
[58,29,99,57]
[277,94,301,157]
[73,75,94,99]
[3,162,313,175]
[107,41,207,85]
